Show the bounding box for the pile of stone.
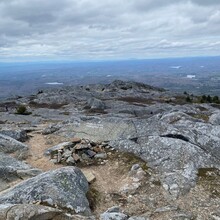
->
[45,137,109,166]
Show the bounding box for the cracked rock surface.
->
[0,80,219,219]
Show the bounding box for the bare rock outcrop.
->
[0,167,90,215]
[0,134,28,154]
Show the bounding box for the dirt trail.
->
[25,132,63,171]
[25,131,151,216]
[25,131,137,193]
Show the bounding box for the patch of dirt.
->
[25,131,166,217]
[84,153,158,217]
[29,101,68,109]
[83,106,108,115]
[25,132,63,171]
[117,97,154,105]
[187,112,210,122]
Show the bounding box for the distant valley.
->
[0,56,220,100]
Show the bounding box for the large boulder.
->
[55,116,137,142]
[87,97,106,110]
[0,134,28,154]
[42,123,62,135]
[0,204,67,220]
[209,111,220,125]
[0,167,90,215]
[0,204,95,220]
[0,129,28,142]
[138,136,215,196]
[0,153,41,192]
[107,111,220,197]
[0,153,30,171]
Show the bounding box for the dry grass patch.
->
[117,97,154,105]
[29,101,67,109]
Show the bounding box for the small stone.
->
[81,153,90,160]
[71,147,76,153]
[94,153,107,159]
[57,151,62,163]
[106,206,120,213]
[131,164,140,171]
[74,144,81,150]
[90,141,97,146]
[72,153,81,162]
[50,159,58,164]
[86,149,96,158]
[93,146,103,153]
[75,144,89,150]
[170,183,179,190]
[81,140,86,144]
[210,212,220,220]
[63,149,72,158]
[66,156,75,165]
[72,137,81,143]
[44,142,73,156]
[101,143,108,147]
[135,169,146,180]
[128,217,149,220]
[100,205,128,219]
[120,182,141,194]
[100,212,128,220]
[82,170,96,184]
[155,205,178,213]
[172,213,194,220]
[162,183,169,191]
[53,154,58,159]
[129,166,145,180]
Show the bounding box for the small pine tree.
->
[200,95,207,103]
[201,95,207,102]
[186,96,192,103]
[213,96,219,104]
[16,105,27,115]
[207,95,212,103]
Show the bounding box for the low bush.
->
[16,105,31,115]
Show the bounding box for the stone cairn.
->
[47,137,110,166]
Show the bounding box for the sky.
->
[0,0,220,61]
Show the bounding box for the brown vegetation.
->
[29,101,67,109]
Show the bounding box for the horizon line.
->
[0,55,220,64]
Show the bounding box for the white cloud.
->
[0,0,220,60]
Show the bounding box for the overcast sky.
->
[0,0,220,61]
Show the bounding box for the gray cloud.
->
[192,0,220,5]
[0,0,220,60]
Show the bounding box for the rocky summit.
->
[0,80,219,220]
